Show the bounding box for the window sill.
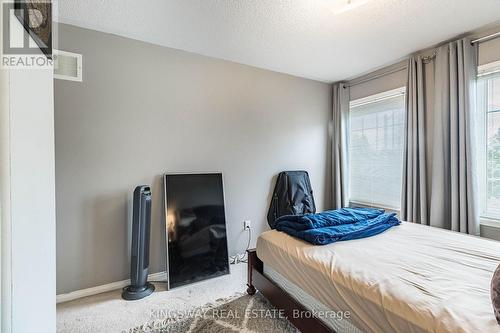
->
[480,217,500,228]
[349,200,400,214]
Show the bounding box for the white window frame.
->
[478,60,500,78]
[477,63,500,226]
[348,86,406,211]
[349,87,406,109]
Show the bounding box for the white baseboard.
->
[56,271,168,304]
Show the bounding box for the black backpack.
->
[267,171,316,229]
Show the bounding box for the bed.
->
[247,222,500,333]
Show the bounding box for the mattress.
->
[257,222,500,333]
[264,265,363,333]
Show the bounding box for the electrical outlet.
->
[244,220,251,230]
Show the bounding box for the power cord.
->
[229,227,252,264]
[150,226,251,284]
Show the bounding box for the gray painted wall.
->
[479,36,500,65]
[349,61,407,101]
[54,24,332,294]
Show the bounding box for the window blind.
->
[348,89,406,209]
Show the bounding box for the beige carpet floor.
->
[57,263,248,333]
[142,293,299,333]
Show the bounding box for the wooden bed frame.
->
[246,249,335,333]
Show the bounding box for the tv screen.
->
[164,173,229,288]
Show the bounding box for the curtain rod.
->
[344,30,500,88]
[471,31,500,44]
[345,65,407,88]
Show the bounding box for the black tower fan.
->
[122,185,155,300]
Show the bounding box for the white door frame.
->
[0,4,56,331]
[0,68,13,333]
[0,3,12,329]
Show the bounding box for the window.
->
[348,88,406,210]
[477,61,500,220]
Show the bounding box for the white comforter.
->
[257,222,500,333]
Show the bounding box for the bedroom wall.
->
[349,61,407,101]
[478,35,500,65]
[54,24,332,294]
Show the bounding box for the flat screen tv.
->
[163,173,230,289]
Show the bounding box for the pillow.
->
[491,264,500,324]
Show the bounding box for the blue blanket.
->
[275,208,400,245]
[274,207,385,231]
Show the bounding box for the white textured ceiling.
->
[57,0,500,82]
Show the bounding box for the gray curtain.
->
[401,38,479,235]
[331,83,350,209]
[401,56,428,224]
